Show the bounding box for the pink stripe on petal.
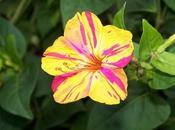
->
[109,55,133,68]
[85,11,97,48]
[77,15,87,46]
[103,44,119,55]
[103,44,129,56]
[51,72,77,92]
[79,21,87,46]
[66,39,85,54]
[101,67,126,93]
[45,52,81,60]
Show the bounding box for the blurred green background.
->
[0,0,175,130]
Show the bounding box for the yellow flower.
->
[41,11,134,105]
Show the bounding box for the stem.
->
[157,34,175,53]
[11,0,30,24]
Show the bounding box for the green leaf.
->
[113,3,126,29]
[0,55,39,119]
[160,123,175,130]
[88,94,170,130]
[5,34,22,65]
[163,0,175,12]
[71,112,89,130]
[151,52,175,75]
[124,0,157,32]
[60,0,115,25]
[149,70,175,89]
[133,42,140,59]
[139,20,164,61]
[0,1,19,18]
[160,10,175,36]
[0,107,29,130]
[168,44,175,53]
[35,96,85,128]
[34,68,52,98]
[0,116,21,130]
[125,0,157,13]
[0,17,26,59]
[36,1,60,37]
[164,86,175,99]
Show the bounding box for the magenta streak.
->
[77,15,87,47]
[85,11,97,48]
[103,44,119,55]
[100,67,126,93]
[80,23,87,45]
[66,38,95,61]
[84,74,93,95]
[66,39,85,54]
[108,50,123,57]
[103,44,130,56]
[109,55,133,68]
[113,44,130,52]
[51,72,77,92]
[78,17,87,46]
[61,72,90,102]
[45,52,81,61]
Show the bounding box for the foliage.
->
[0,0,175,130]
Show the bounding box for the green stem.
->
[157,34,175,53]
[11,0,30,24]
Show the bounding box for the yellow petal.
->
[53,71,93,104]
[41,37,85,76]
[64,11,103,53]
[41,57,80,76]
[96,25,134,68]
[89,68,127,105]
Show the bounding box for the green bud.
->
[140,62,153,70]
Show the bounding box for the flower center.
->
[84,54,102,71]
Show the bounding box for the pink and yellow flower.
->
[41,11,134,105]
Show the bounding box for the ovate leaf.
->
[124,0,157,32]
[163,0,175,12]
[149,70,175,89]
[113,3,126,29]
[60,0,115,25]
[34,69,52,98]
[0,55,39,119]
[0,17,26,58]
[164,86,175,99]
[70,112,89,130]
[151,52,175,75]
[133,42,140,59]
[139,20,164,61]
[125,0,157,13]
[5,34,22,65]
[0,107,29,130]
[35,96,85,128]
[88,94,170,130]
[36,1,60,37]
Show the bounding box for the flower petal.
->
[51,71,77,92]
[64,11,103,54]
[89,67,127,105]
[96,25,133,68]
[53,71,93,104]
[41,37,86,76]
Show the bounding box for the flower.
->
[41,11,134,105]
